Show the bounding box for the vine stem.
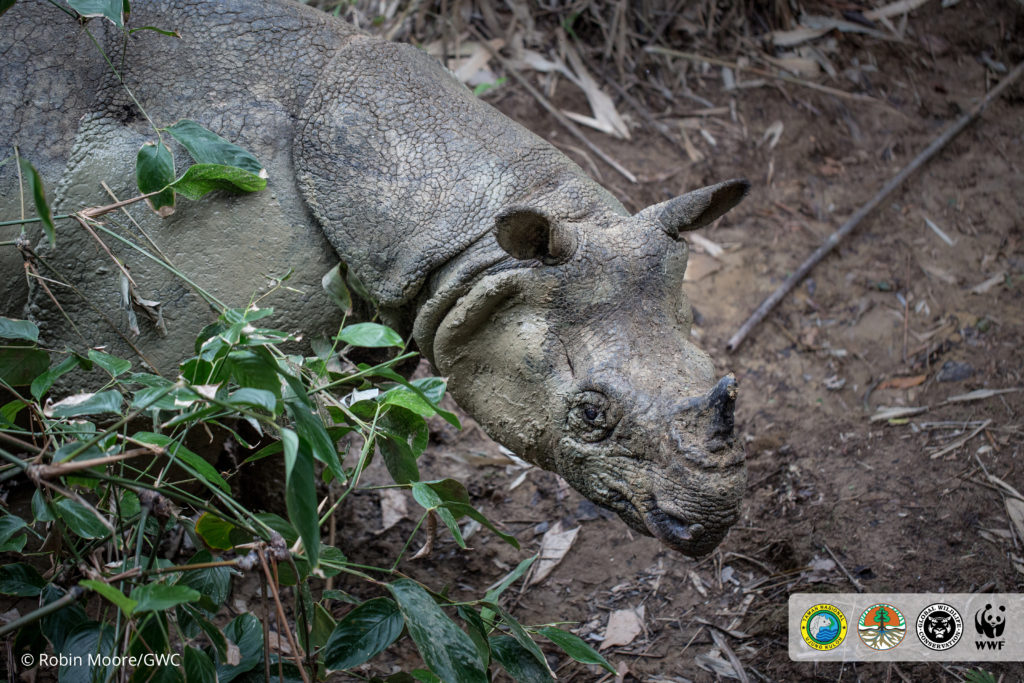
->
[0,586,87,637]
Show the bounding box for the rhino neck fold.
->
[412,235,521,366]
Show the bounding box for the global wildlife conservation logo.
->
[858,603,906,650]
[917,603,964,651]
[800,604,848,651]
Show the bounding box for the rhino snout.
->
[671,374,742,465]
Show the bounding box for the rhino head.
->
[428,179,749,556]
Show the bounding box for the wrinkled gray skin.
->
[1,0,748,555]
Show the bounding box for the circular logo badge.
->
[800,604,848,651]
[917,603,964,650]
[858,603,907,650]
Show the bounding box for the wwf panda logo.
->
[917,604,964,651]
[975,603,1006,638]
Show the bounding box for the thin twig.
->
[727,60,1024,351]
[645,46,897,111]
[930,419,992,460]
[257,547,312,683]
[469,26,638,184]
[708,627,751,683]
[824,543,866,592]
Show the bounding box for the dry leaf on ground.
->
[527,522,579,586]
[378,488,409,533]
[600,605,645,650]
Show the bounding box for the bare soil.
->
[333,1,1024,680]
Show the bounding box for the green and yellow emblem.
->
[800,604,848,651]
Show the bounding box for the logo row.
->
[800,602,1007,652]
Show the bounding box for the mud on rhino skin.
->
[0,0,749,556]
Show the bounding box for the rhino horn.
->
[641,178,750,239]
[706,374,738,450]
[494,206,577,265]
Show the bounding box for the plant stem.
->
[0,586,87,637]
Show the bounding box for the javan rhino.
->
[0,0,748,556]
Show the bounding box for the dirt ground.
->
[331,1,1024,680]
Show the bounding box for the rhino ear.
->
[640,179,750,239]
[494,206,576,265]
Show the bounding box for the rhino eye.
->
[568,391,617,442]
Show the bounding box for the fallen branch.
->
[727,60,1024,351]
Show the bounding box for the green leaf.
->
[318,544,347,577]
[323,597,404,671]
[380,387,437,418]
[31,354,87,400]
[490,635,554,683]
[227,349,281,398]
[538,626,615,674]
[129,25,182,37]
[378,431,420,485]
[0,1,17,18]
[195,513,238,550]
[414,479,518,549]
[176,550,232,609]
[45,390,122,418]
[370,369,459,428]
[282,427,319,568]
[184,645,217,683]
[388,579,487,683]
[130,583,201,613]
[66,0,123,26]
[32,489,54,523]
[472,77,506,96]
[136,141,176,214]
[0,532,27,553]
[216,613,263,682]
[61,622,117,683]
[17,159,55,246]
[87,349,131,377]
[0,398,27,426]
[181,604,229,660]
[0,317,38,341]
[0,346,50,386]
[0,562,46,596]
[55,498,109,539]
[226,387,278,414]
[170,163,267,199]
[0,514,28,547]
[410,672,442,683]
[286,399,344,482]
[322,264,353,314]
[484,555,537,605]
[491,604,552,677]
[80,579,138,615]
[336,322,403,348]
[311,602,336,649]
[253,512,298,545]
[458,606,491,668]
[164,120,264,174]
[40,584,87,653]
[133,431,230,493]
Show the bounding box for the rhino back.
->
[4,0,360,371]
[294,36,626,311]
[0,1,106,315]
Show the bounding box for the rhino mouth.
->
[602,489,725,557]
[644,508,727,557]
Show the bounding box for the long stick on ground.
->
[726,60,1024,352]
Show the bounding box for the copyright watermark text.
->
[23,652,181,668]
